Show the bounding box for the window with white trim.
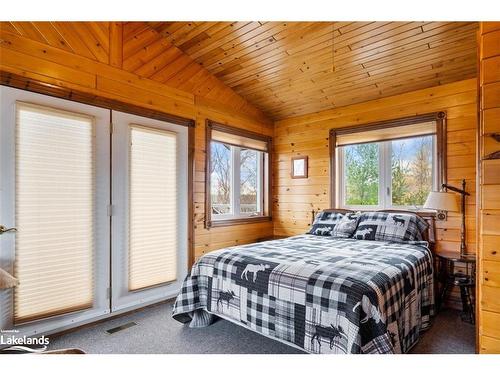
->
[333,114,446,210]
[206,121,271,227]
[210,142,264,217]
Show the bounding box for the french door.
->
[111,111,188,312]
[0,86,187,336]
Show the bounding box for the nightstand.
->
[436,252,476,324]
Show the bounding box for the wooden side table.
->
[436,252,476,324]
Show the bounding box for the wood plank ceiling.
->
[0,21,270,123]
[145,21,478,120]
[1,22,478,121]
[121,21,268,122]
[1,21,112,63]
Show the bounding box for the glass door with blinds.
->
[1,87,188,336]
[110,111,188,312]
[0,86,110,336]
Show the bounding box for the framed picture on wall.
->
[291,156,308,179]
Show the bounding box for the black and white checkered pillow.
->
[307,211,345,236]
[331,212,361,238]
[353,212,428,242]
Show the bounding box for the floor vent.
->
[105,322,137,334]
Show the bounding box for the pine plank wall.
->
[478,21,500,353]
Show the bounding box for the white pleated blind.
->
[14,102,95,324]
[212,129,268,152]
[129,125,177,291]
[336,121,437,147]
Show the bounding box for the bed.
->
[172,209,436,354]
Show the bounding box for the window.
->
[342,142,380,207]
[206,121,271,227]
[331,113,446,210]
[210,143,263,217]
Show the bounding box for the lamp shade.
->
[424,191,460,212]
[0,267,18,289]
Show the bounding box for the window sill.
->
[341,206,436,212]
[206,215,272,228]
[339,207,437,216]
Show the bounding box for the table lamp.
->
[424,179,470,257]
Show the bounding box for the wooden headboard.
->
[312,208,437,252]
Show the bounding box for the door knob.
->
[0,225,17,235]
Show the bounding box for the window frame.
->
[337,135,438,210]
[329,112,447,211]
[205,120,272,228]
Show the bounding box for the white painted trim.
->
[211,145,266,220]
[232,146,240,215]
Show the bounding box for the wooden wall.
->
[273,79,478,310]
[478,22,500,354]
[0,22,274,263]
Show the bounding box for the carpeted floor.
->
[409,308,476,354]
[47,301,475,354]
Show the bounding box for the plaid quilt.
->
[172,235,434,354]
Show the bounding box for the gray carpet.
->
[47,302,475,354]
[409,308,476,354]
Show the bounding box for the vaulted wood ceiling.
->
[0,21,270,123]
[144,21,478,120]
[121,22,268,121]
[1,22,478,121]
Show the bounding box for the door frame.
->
[110,110,190,312]
[0,86,111,337]
[0,73,195,337]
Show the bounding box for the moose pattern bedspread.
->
[172,235,434,354]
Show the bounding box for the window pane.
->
[344,143,379,206]
[210,141,231,215]
[129,126,177,291]
[14,103,94,323]
[240,148,259,214]
[391,135,433,207]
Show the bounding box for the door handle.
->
[0,225,17,235]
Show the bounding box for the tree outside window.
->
[341,134,435,209]
[210,142,263,218]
